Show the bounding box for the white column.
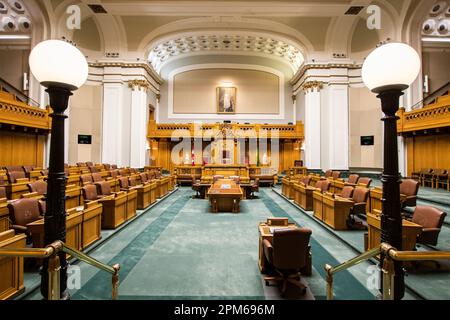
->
[129,82,148,168]
[327,84,349,170]
[102,83,124,166]
[304,82,322,170]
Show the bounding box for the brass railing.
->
[325,243,450,300]
[0,240,120,300]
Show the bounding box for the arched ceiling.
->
[148,33,305,73]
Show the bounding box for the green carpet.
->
[63,187,378,300]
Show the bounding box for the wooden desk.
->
[366,212,422,252]
[207,179,243,213]
[369,187,407,214]
[125,189,138,220]
[298,183,315,211]
[0,230,26,300]
[329,179,345,195]
[0,199,9,232]
[312,190,324,220]
[66,185,82,209]
[98,192,128,229]
[258,221,312,276]
[322,194,354,230]
[81,202,102,249]
[134,183,152,210]
[5,179,29,200]
[27,209,84,250]
[149,181,157,204]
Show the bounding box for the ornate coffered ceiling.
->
[148,34,304,73]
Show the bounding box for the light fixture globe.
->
[29,39,88,91]
[362,42,420,93]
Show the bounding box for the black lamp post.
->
[362,42,421,300]
[29,39,89,299]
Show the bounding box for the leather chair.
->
[88,165,99,173]
[213,175,225,183]
[346,174,360,185]
[80,174,94,185]
[118,177,131,191]
[192,175,201,198]
[92,173,103,183]
[104,164,111,170]
[324,170,332,178]
[411,206,447,246]
[82,184,103,202]
[129,176,139,187]
[250,178,260,198]
[7,198,43,243]
[7,171,27,183]
[109,169,120,179]
[263,228,312,296]
[27,180,47,195]
[357,177,372,188]
[119,169,128,177]
[5,166,24,174]
[317,180,331,193]
[77,162,86,167]
[41,169,49,176]
[300,175,311,186]
[332,171,341,179]
[111,164,118,170]
[22,165,35,178]
[86,162,94,167]
[96,181,114,196]
[399,179,419,209]
[347,187,370,228]
[139,173,149,184]
[423,169,435,187]
[337,186,354,199]
[411,168,430,182]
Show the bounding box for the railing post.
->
[382,256,395,300]
[325,264,333,300]
[112,264,120,300]
[48,253,61,300]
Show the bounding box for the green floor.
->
[24,186,449,300]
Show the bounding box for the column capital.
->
[129,79,150,91]
[302,81,323,93]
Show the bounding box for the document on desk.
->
[220,184,231,189]
[269,226,296,233]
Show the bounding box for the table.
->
[258,218,312,276]
[207,179,243,213]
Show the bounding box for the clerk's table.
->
[207,179,243,213]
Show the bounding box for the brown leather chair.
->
[7,198,43,243]
[411,168,430,182]
[434,169,448,189]
[92,172,103,183]
[400,179,419,208]
[41,169,49,176]
[140,173,149,184]
[347,187,370,228]
[332,171,341,179]
[213,175,225,183]
[263,228,312,296]
[346,174,360,185]
[318,180,331,193]
[22,165,35,177]
[7,171,27,183]
[192,176,201,198]
[118,177,130,191]
[86,162,94,167]
[104,164,111,170]
[337,186,354,199]
[411,206,447,246]
[357,177,372,188]
[5,166,24,174]
[80,174,94,185]
[128,176,139,187]
[88,166,99,173]
[96,181,113,196]
[109,169,120,179]
[250,178,260,198]
[423,169,435,187]
[324,170,332,178]
[27,180,47,195]
[300,176,311,186]
[77,162,86,167]
[82,184,102,202]
[111,164,118,170]
[119,169,128,177]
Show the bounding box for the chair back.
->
[7,171,26,183]
[357,177,372,188]
[301,176,311,186]
[348,174,359,184]
[412,206,446,229]
[82,184,98,201]
[129,176,138,187]
[110,170,119,179]
[119,169,128,176]
[22,166,35,175]
[332,171,341,179]
[339,186,354,199]
[111,164,118,169]
[314,180,323,189]
[92,173,103,183]
[27,180,47,195]
[140,173,148,184]
[399,179,419,196]
[86,162,94,167]
[352,187,369,203]
[80,174,93,185]
[119,177,129,189]
[7,198,41,226]
[324,170,332,178]
[104,164,111,170]
[272,228,312,270]
[147,172,155,180]
[320,180,331,193]
[88,166,99,173]
[0,186,6,199]
[5,166,24,174]
[96,181,112,196]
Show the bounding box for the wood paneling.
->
[0,131,46,168]
[406,134,450,176]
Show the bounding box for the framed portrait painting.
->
[216,87,236,114]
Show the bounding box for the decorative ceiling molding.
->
[88,61,163,86]
[149,33,304,74]
[0,0,32,34]
[128,79,150,91]
[302,81,323,92]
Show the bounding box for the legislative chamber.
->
[0,0,449,305]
